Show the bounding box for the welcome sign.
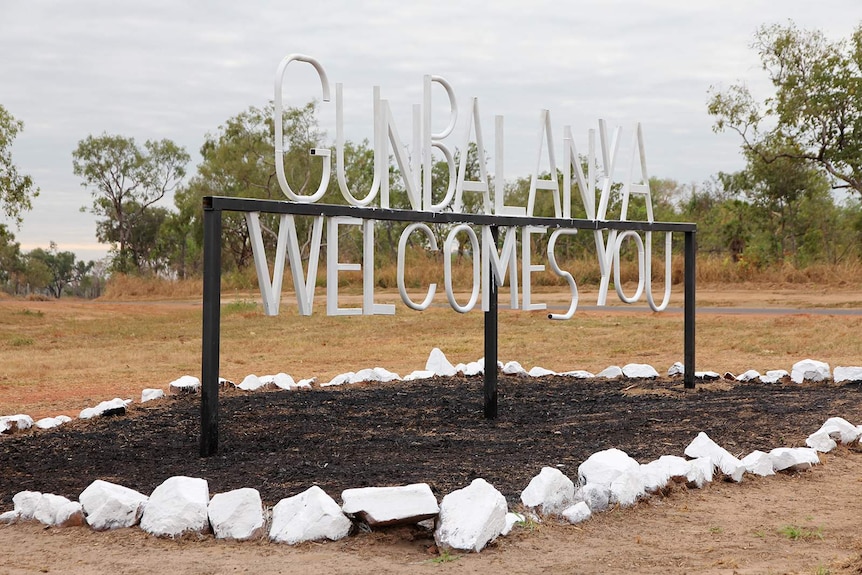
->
[246,55,679,321]
[197,54,698,456]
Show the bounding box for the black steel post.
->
[684,230,696,389]
[484,226,499,419]
[200,202,222,456]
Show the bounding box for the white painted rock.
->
[805,430,838,453]
[426,348,457,377]
[622,363,659,379]
[834,366,862,383]
[560,370,594,379]
[12,491,42,520]
[435,478,507,553]
[760,370,789,384]
[403,370,435,381]
[267,373,294,389]
[640,455,691,492]
[350,367,401,384]
[33,493,84,527]
[208,488,265,541]
[34,415,72,430]
[0,414,34,433]
[0,510,19,524]
[168,375,201,394]
[769,447,820,472]
[695,371,720,381]
[576,483,611,512]
[562,501,591,524]
[141,389,165,403]
[341,483,438,527]
[578,448,640,487]
[321,372,354,387]
[238,374,268,391]
[791,359,830,384]
[79,398,130,419]
[816,416,861,444]
[140,476,210,538]
[684,432,745,482]
[597,366,623,379]
[270,486,351,544]
[686,457,715,488]
[667,362,684,377]
[740,451,776,476]
[528,366,557,378]
[456,359,484,376]
[610,471,645,507]
[80,480,148,530]
[502,361,528,376]
[294,377,315,389]
[500,512,524,536]
[520,467,575,515]
[736,369,761,382]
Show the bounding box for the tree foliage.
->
[0,105,39,226]
[708,21,862,194]
[72,134,189,272]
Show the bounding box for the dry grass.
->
[3,283,862,420]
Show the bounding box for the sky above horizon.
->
[2,1,860,262]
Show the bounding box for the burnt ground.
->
[2,375,861,509]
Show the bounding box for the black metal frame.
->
[200,195,697,456]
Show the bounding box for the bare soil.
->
[4,375,862,573]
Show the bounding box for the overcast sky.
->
[2,0,860,261]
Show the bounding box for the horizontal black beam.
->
[203,196,696,233]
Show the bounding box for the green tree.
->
[708,21,862,195]
[0,224,24,290]
[27,242,76,298]
[72,134,189,273]
[0,105,39,226]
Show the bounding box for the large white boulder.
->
[559,370,594,379]
[520,467,575,515]
[610,471,645,507]
[80,480,148,530]
[686,457,715,488]
[168,375,201,394]
[791,359,830,384]
[237,374,268,391]
[435,478,507,553]
[12,491,42,520]
[684,432,745,482]
[622,364,659,379]
[769,447,820,472]
[208,488,265,541]
[456,358,484,377]
[740,451,776,476]
[815,417,860,444]
[79,398,130,419]
[35,415,72,430]
[562,502,592,524]
[270,486,351,544]
[341,483,438,527]
[321,372,354,387]
[806,430,838,453]
[403,370,435,381]
[426,348,458,377]
[140,476,210,538]
[834,366,862,383]
[578,448,640,487]
[33,493,84,527]
[667,362,684,377]
[576,483,611,512]
[640,455,691,492]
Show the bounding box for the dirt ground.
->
[4,375,862,574]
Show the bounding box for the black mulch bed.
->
[2,375,861,508]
